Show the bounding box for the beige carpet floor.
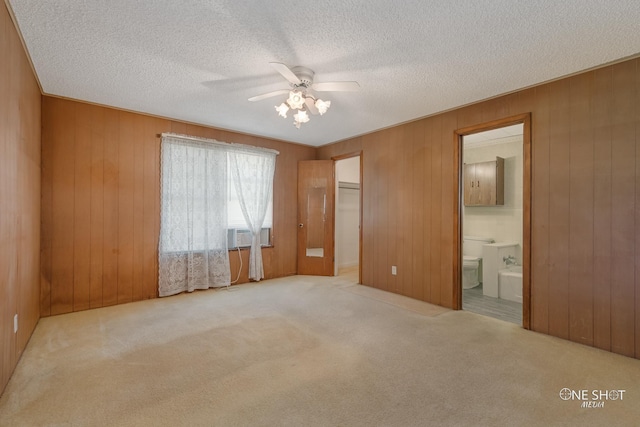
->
[1,273,639,426]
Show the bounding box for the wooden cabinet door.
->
[463,157,504,206]
[463,163,477,206]
[475,160,497,205]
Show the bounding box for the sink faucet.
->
[503,255,517,266]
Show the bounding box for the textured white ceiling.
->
[7,0,640,147]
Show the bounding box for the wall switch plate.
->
[14,314,18,333]
[391,266,397,275]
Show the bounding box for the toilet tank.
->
[463,236,494,257]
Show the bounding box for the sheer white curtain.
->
[229,147,276,281]
[158,136,231,297]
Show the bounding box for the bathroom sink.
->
[503,265,522,273]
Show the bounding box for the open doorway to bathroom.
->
[334,154,362,283]
[457,117,529,326]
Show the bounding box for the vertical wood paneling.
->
[510,90,534,119]
[414,121,429,301]
[132,115,145,302]
[1,2,41,394]
[440,112,457,308]
[421,120,432,302]
[229,248,249,284]
[610,61,636,357]
[73,105,92,311]
[0,6,15,390]
[636,59,640,359]
[273,142,287,275]
[482,94,513,124]
[568,73,594,345]
[531,86,550,333]
[40,101,54,317]
[117,112,135,304]
[387,128,399,292]
[282,147,301,276]
[41,98,315,316]
[16,48,41,357]
[429,115,443,305]
[372,131,389,290]
[50,100,75,315]
[142,120,160,299]
[361,136,375,286]
[592,67,613,351]
[408,121,424,300]
[171,120,187,135]
[397,126,412,295]
[102,108,119,307]
[316,57,640,360]
[547,80,571,340]
[457,105,482,131]
[89,105,104,308]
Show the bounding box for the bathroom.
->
[461,124,524,324]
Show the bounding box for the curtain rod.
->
[160,132,279,155]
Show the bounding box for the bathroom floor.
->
[462,284,522,325]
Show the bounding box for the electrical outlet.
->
[391,266,397,275]
[14,314,18,333]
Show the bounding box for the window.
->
[159,134,278,291]
[227,163,273,249]
[160,137,275,254]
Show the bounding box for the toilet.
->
[462,236,494,289]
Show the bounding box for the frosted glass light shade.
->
[315,99,331,115]
[275,103,289,118]
[294,110,309,123]
[286,90,305,109]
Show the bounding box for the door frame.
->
[331,151,363,284]
[453,113,532,329]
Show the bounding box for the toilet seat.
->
[462,256,481,289]
[463,255,479,268]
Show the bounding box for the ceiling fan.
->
[248,62,360,128]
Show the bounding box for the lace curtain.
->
[229,148,277,281]
[158,136,231,297]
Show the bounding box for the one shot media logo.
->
[559,388,626,408]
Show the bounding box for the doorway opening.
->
[334,154,361,283]
[455,114,531,327]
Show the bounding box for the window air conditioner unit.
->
[236,230,252,247]
[228,228,270,248]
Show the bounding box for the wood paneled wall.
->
[0,3,42,394]
[40,97,316,316]
[319,58,640,359]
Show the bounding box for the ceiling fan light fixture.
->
[286,90,305,110]
[275,102,289,118]
[249,63,356,129]
[315,99,331,115]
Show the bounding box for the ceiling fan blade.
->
[304,97,319,115]
[312,81,360,92]
[248,89,290,102]
[269,62,301,85]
